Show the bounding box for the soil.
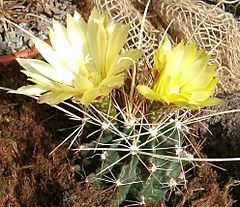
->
[0,0,240,207]
[200,94,240,207]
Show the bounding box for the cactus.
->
[76,98,186,206]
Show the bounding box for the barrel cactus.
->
[73,97,189,206]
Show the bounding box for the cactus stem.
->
[86,128,102,139]
[96,153,130,176]
[61,100,189,204]
[96,170,143,187]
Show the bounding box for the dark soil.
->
[200,94,240,207]
[0,0,240,207]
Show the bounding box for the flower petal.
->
[17,58,74,85]
[199,97,224,107]
[38,91,75,105]
[50,19,72,60]
[81,87,110,106]
[87,8,107,71]
[107,49,142,77]
[137,85,163,102]
[32,38,60,68]
[105,23,129,70]
[139,37,223,108]
[13,85,46,96]
[154,37,172,72]
[100,74,124,88]
[66,12,87,63]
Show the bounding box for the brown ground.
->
[0,1,240,207]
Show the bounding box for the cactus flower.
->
[15,8,142,106]
[137,37,223,108]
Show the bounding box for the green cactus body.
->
[138,122,182,202]
[92,97,117,122]
[79,99,185,206]
[111,156,140,206]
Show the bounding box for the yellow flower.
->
[137,37,223,108]
[15,8,142,106]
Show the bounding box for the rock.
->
[199,94,240,205]
[201,94,240,159]
[0,0,77,56]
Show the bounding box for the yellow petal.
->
[38,91,75,105]
[87,9,107,71]
[17,58,74,85]
[137,85,163,102]
[163,42,185,78]
[199,97,224,107]
[105,23,129,70]
[67,13,87,60]
[190,78,217,103]
[107,49,142,77]
[182,64,217,91]
[73,74,94,91]
[81,87,109,106]
[182,55,210,85]
[50,19,72,61]
[13,85,46,96]
[32,38,59,67]
[100,74,124,88]
[154,36,172,72]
